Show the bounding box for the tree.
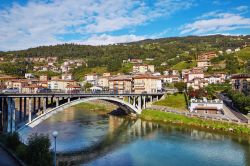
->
[174,82,186,92]
[26,134,52,166]
[83,82,93,91]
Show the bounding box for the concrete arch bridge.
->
[0,93,164,133]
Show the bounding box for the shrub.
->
[26,133,53,166]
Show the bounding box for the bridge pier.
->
[133,96,136,107]
[28,98,32,123]
[0,98,2,132]
[33,97,36,113]
[128,96,131,104]
[7,97,15,133]
[38,97,41,111]
[19,97,22,122]
[23,97,27,121]
[56,97,59,107]
[138,96,142,112]
[143,96,146,109]
[43,97,46,113]
[68,97,70,103]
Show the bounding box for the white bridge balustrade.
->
[0,93,164,133]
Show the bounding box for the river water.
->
[22,106,250,166]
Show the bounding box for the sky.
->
[0,0,250,51]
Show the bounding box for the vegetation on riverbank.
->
[140,109,250,135]
[153,93,187,110]
[72,102,117,114]
[0,132,53,166]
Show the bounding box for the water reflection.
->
[22,106,250,166]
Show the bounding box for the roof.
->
[109,75,132,81]
[133,74,160,79]
[231,74,250,79]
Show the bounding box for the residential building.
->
[62,73,73,80]
[161,75,180,83]
[231,74,250,95]
[133,74,162,93]
[84,73,98,85]
[133,64,155,73]
[163,70,179,76]
[98,76,110,89]
[109,75,133,93]
[48,80,78,92]
[186,67,204,82]
[189,98,223,114]
[197,52,217,61]
[39,75,49,81]
[197,60,211,68]
[204,74,225,84]
[25,73,35,79]
[129,58,143,64]
[187,78,208,90]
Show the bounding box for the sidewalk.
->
[0,146,22,166]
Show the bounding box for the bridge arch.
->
[17,96,140,134]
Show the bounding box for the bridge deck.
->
[0,93,164,98]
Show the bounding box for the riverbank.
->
[140,109,250,136]
[72,101,118,114]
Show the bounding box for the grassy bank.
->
[153,93,187,110]
[141,109,250,135]
[72,102,116,114]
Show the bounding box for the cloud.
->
[180,12,250,35]
[235,6,248,12]
[0,0,193,51]
[75,34,146,45]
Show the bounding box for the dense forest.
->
[0,35,250,75]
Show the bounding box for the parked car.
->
[2,88,19,93]
[37,88,52,93]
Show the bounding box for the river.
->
[21,105,250,166]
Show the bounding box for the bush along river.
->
[20,102,250,166]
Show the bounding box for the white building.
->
[25,73,35,79]
[133,64,155,73]
[189,98,223,114]
[85,74,98,85]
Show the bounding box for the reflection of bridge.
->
[57,117,158,165]
[0,93,164,133]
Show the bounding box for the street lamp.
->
[52,131,58,166]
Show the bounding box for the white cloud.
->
[0,0,193,51]
[180,12,250,35]
[75,34,146,45]
[235,6,248,12]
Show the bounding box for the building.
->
[186,67,204,82]
[132,64,155,73]
[204,74,226,84]
[197,52,217,61]
[163,70,179,76]
[197,60,211,68]
[231,74,250,95]
[189,98,223,114]
[39,75,49,81]
[98,76,110,89]
[62,73,73,80]
[48,80,78,92]
[109,75,133,93]
[25,73,35,79]
[133,74,162,93]
[187,78,208,90]
[129,58,143,64]
[5,79,29,92]
[161,75,180,83]
[84,73,98,85]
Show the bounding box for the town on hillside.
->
[0,45,250,119]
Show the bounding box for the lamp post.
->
[52,131,58,166]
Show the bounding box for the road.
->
[0,146,21,166]
[218,93,249,123]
